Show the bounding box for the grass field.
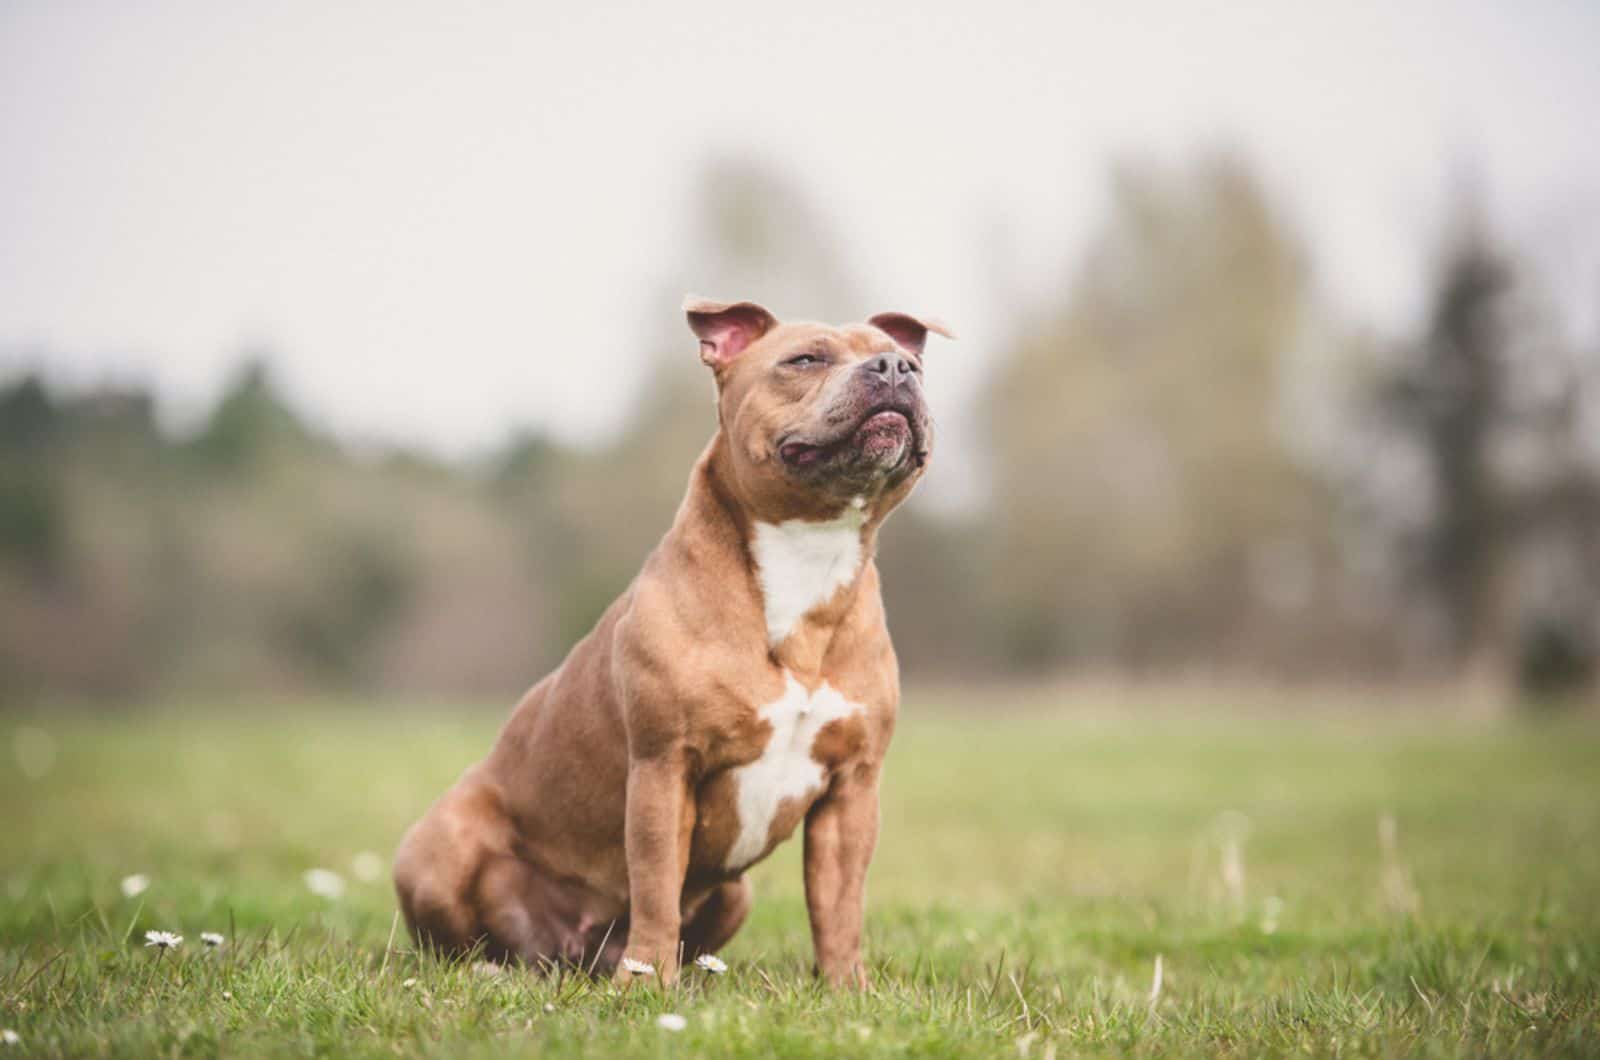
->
[3,690,1598,1057]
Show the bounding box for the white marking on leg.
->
[725,673,861,871]
[750,511,865,645]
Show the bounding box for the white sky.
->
[4,0,1598,484]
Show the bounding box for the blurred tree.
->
[0,376,65,578]
[14,157,1588,704]
[1377,213,1510,673]
[1500,313,1600,702]
[188,358,316,470]
[272,528,413,685]
[689,156,860,319]
[1366,198,1599,700]
[0,377,172,700]
[981,155,1332,673]
[0,374,58,449]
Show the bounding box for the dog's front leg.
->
[618,750,689,985]
[803,763,880,988]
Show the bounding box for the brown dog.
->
[393,296,950,986]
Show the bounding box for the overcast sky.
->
[4,0,1598,474]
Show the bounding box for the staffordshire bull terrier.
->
[393,296,951,987]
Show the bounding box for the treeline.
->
[2,156,1596,705]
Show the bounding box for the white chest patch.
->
[724,672,862,871]
[750,511,865,645]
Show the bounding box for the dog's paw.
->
[815,960,869,990]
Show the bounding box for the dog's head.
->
[687,296,951,523]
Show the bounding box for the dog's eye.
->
[785,353,824,367]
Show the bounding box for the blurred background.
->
[3,0,1599,710]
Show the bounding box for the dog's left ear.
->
[868,312,955,356]
[685,295,778,368]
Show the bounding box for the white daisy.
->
[120,873,150,899]
[656,1013,687,1032]
[0,1029,19,1046]
[143,930,183,950]
[351,850,383,882]
[693,953,728,974]
[201,932,225,948]
[12,725,56,780]
[303,868,346,900]
[619,957,655,977]
[1260,895,1284,935]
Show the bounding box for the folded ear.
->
[684,295,778,368]
[867,312,955,356]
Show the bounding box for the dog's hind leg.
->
[474,855,562,967]
[393,827,482,958]
[394,778,512,960]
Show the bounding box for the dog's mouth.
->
[778,407,925,472]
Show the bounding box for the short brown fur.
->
[394,297,946,987]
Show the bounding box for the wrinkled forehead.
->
[718,321,902,390]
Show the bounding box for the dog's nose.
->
[866,354,914,378]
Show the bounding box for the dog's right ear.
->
[868,312,955,357]
[684,296,778,368]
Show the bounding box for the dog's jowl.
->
[393,297,951,987]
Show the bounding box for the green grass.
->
[3,692,1598,1057]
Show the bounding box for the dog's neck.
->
[748,508,867,648]
[681,435,879,679]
